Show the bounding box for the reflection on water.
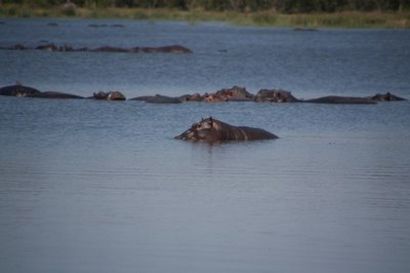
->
[1,19,410,273]
[1,97,409,273]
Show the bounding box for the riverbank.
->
[0,4,409,28]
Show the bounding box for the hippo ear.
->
[209,116,213,126]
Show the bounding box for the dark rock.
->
[255,89,299,103]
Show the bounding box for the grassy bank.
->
[1,4,409,28]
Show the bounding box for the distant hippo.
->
[34,91,83,99]
[141,45,192,54]
[255,89,299,103]
[303,92,407,104]
[130,94,182,104]
[175,117,278,143]
[0,84,41,97]
[92,91,126,101]
[370,92,406,102]
[304,96,377,104]
[0,84,83,99]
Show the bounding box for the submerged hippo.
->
[130,94,182,104]
[0,84,83,99]
[370,92,406,102]
[304,95,377,104]
[0,84,41,97]
[175,117,278,143]
[92,91,126,101]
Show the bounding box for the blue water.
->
[1,18,410,97]
[0,19,410,273]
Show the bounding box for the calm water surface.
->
[1,19,410,273]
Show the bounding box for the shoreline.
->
[0,5,409,28]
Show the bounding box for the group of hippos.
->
[132,85,406,104]
[0,43,193,54]
[2,35,406,143]
[1,83,406,104]
[0,83,407,144]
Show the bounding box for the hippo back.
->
[0,85,41,97]
[237,126,278,140]
[206,118,278,142]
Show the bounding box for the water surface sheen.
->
[1,19,410,273]
[1,19,410,97]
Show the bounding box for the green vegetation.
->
[2,0,409,12]
[1,1,409,28]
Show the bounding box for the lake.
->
[0,18,410,273]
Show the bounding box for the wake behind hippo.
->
[175,117,278,143]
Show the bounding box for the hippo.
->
[141,45,192,54]
[0,84,41,97]
[130,94,182,104]
[304,96,377,104]
[0,84,83,99]
[255,89,299,103]
[34,91,83,99]
[92,91,126,101]
[179,93,203,102]
[36,44,59,51]
[303,92,407,104]
[211,86,254,102]
[0,43,192,54]
[370,92,406,102]
[91,46,130,53]
[175,117,278,143]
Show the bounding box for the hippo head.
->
[175,117,217,142]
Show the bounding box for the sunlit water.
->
[1,19,410,273]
